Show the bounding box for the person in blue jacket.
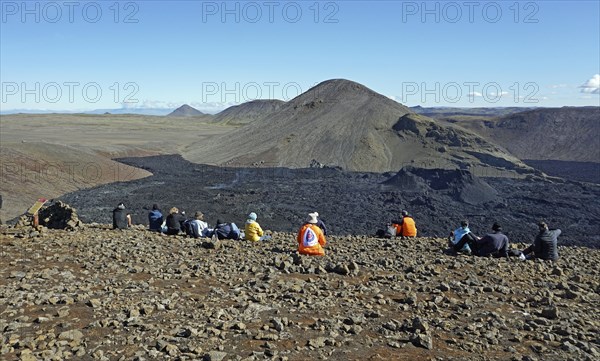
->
[148,204,164,232]
[449,220,478,254]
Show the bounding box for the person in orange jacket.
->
[392,210,417,237]
[297,212,327,256]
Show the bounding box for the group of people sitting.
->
[449,220,561,261]
[146,204,268,241]
[113,203,329,256]
[113,203,560,261]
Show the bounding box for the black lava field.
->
[61,155,600,248]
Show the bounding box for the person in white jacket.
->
[189,211,213,238]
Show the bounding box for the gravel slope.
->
[1,225,599,361]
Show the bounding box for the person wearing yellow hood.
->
[244,212,271,241]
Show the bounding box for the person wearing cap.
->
[297,212,327,256]
[244,212,271,241]
[112,202,132,229]
[305,211,328,236]
[166,207,184,236]
[449,220,478,254]
[148,204,164,232]
[188,211,213,238]
[522,222,561,261]
[456,222,509,258]
[392,210,417,237]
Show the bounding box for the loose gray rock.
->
[204,351,227,361]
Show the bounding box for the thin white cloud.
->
[122,100,181,109]
[549,84,568,89]
[579,74,599,94]
[120,99,240,113]
[468,91,482,97]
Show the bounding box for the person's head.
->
[195,211,204,220]
[152,204,159,211]
[117,202,125,210]
[170,207,179,214]
[461,220,469,228]
[401,210,408,217]
[538,221,548,232]
[307,212,319,224]
[216,219,222,225]
[248,212,257,221]
[492,222,502,232]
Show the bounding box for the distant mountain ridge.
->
[211,99,285,125]
[411,106,535,118]
[183,79,533,174]
[450,106,600,162]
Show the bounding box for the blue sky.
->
[1,0,599,112]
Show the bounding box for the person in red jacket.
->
[297,212,327,256]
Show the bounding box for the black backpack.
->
[183,220,198,237]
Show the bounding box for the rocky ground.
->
[1,224,599,361]
[57,155,600,248]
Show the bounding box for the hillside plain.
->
[0,113,231,221]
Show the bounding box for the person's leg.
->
[464,233,478,254]
[454,233,476,254]
[508,249,523,257]
[453,234,470,252]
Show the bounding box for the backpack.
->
[384,225,397,238]
[302,227,318,247]
[183,220,197,237]
[229,223,240,240]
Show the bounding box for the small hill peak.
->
[168,104,204,117]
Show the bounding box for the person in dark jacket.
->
[148,204,164,232]
[522,222,561,261]
[112,202,131,230]
[165,207,184,236]
[455,222,509,258]
[214,219,241,240]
